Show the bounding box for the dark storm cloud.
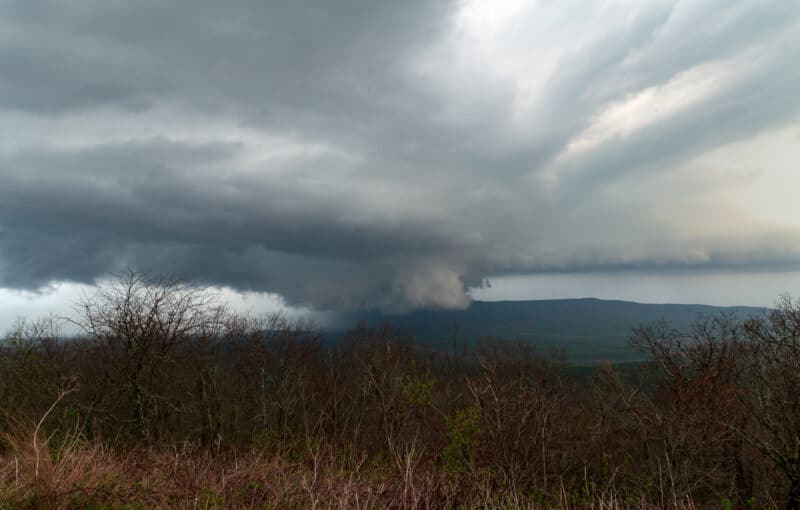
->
[0,138,480,309]
[1,0,799,311]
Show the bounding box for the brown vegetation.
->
[0,271,798,509]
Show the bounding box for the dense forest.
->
[1,271,799,509]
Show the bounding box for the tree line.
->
[1,270,799,509]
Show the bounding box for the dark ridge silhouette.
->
[331,298,767,363]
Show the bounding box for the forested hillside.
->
[336,298,766,363]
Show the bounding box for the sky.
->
[1,0,800,330]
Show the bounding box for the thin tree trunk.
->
[788,478,800,510]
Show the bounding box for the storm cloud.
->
[1,0,799,312]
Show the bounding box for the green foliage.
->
[66,492,150,510]
[443,406,481,475]
[197,486,226,510]
[401,372,434,407]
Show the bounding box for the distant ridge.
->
[333,298,767,364]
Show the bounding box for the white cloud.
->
[563,57,748,157]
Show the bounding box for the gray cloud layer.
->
[1,0,799,311]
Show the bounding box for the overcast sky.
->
[2,0,800,329]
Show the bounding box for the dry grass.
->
[0,374,751,509]
[0,428,709,510]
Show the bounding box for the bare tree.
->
[631,315,748,502]
[739,296,800,510]
[633,300,800,510]
[69,269,227,440]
